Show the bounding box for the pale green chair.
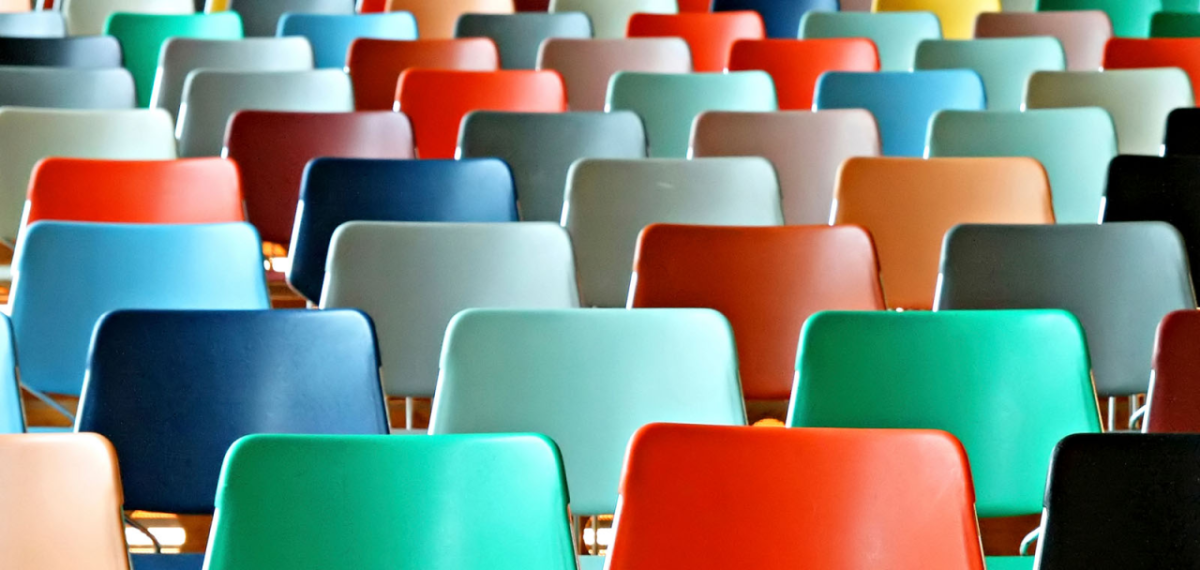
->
[915,38,1066,110]
[800,11,941,71]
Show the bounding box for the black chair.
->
[1103,155,1200,282]
[0,37,122,68]
[1166,108,1200,157]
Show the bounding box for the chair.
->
[605,425,986,570]
[875,0,998,39]
[537,38,691,111]
[835,157,1054,310]
[1103,156,1200,283]
[1152,12,1200,38]
[105,13,243,107]
[928,108,1117,224]
[937,223,1195,398]
[713,0,837,39]
[321,222,579,398]
[631,226,884,401]
[224,111,413,247]
[0,11,65,37]
[915,37,1065,110]
[1166,108,1200,156]
[800,12,941,71]
[975,11,1111,71]
[278,13,417,68]
[1026,69,1193,155]
[62,0,192,36]
[627,12,764,72]
[607,71,776,157]
[458,111,647,223]
[396,69,565,159]
[1035,0,1159,38]
[385,0,515,39]
[455,14,590,69]
[177,69,354,157]
[548,0,675,39]
[814,70,984,157]
[0,434,129,570]
[225,0,353,37]
[728,38,879,110]
[0,36,121,67]
[0,316,19,434]
[690,110,880,225]
[563,158,783,307]
[0,67,135,108]
[288,158,518,302]
[1146,311,1200,432]
[347,38,499,110]
[1104,38,1200,98]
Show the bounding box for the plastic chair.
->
[563,158,783,307]
[456,14,590,69]
[105,13,243,107]
[605,425,986,570]
[1103,156,1200,285]
[288,158,518,302]
[1145,312,1200,432]
[321,222,579,398]
[0,317,18,434]
[224,111,413,246]
[874,0,998,39]
[800,11,941,71]
[432,308,746,515]
[0,11,65,37]
[1104,38,1200,100]
[627,12,764,73]
[278,13,417,68]
[607,71,776,157]
[385,0,515,39]
[0,67,135,108]
[928,109,1117,224]
[975,11,1111,71]
[1166,108,1200,156]
[0,36,122,67]
[713,0,836,39]
[915,38,1065,110]
[62,0,192,36]
[814,70,984,157]
[631,226,884,400]
[728,38,879,110]
[1152,12,1200,38]
[0,434,129,570]
[1026,69,1193,155]
[177,69,354,157]
[547,0,674,39]
[835,157,1054,310]
[348,39,499,110]
[536,38,691,111]
[691,110,880,225]
[458,111,647,222]
[1035,0,1159,38]
[225,0,353,37]
[396,69,565,159]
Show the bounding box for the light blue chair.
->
[800,11,941,71]
[0,316,20,434]
[915,37,1066,110]
[0,12,65,38]
[277,12,417,69]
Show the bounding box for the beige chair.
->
[975,11,1112,71]
[537,38,691,111]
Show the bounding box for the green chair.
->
[205,434,577,570]
[800,11,941,71]
[1152,12,1200,38]
[1036,0,1161,38]
[105,12,244,107]
[927,108,1117,224]
[915,38,1066,111]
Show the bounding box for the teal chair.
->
[915,38,1066,110]
[0,316,19,434]
[204,434,577,570]
[927,108,1117,224]
[1035,0,1161,38]
[277,13,417,69]
[104,12,243,107]
[1152,12,1200,37]
[800,11,941,71]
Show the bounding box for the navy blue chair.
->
[713,0,839,39]
[286,157,519,303]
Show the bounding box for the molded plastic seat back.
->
[875,0,998,39]
[915,38,1065,110]
[1103,156,1200,283]
[537,38,691,111]
[975,11,1111,71]
[1035,0,1159,38]
[1166,108,1200,156]
[627,12,765,72]
[347,38,499,110]
[455,13,591,69]
[1104,38,1200,100]
[0,317,18,434]
[800,11,941,70]
[1152,12,1200,38]
[278,13,417,68]
[713,0,837,39]
[0,12,65,38]
[62,0,192,36]
[385,0,515,39]
[0,36,122,67]
[1147,312,1200,433]
[729,38,879,110]
[105,13,244,107]
[547,0,675,39]
[226,0,353,37]
[0,67,135,108]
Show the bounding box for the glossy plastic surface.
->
[0,66,135,108]
[627,12,765,72]
[0,36,122,67]
[1035,0,1158,38]
[1151,12,1200,38]
[713,0,837,39]
[347,38,499,110]
[1147,312,1200,432]
[226,0,353,37]
[536,38,691,111]
[1103,156,1200,285]
[0,12,65,37]
[455,13,590,69]
[728,38,878,110]
[278,12,416,68]
[547,0,675,39]
[976,11,1111,71]
[1166,108,1200,156]
[800,11,941,70]
[385,0,514,39]
[105,13,243,107]
[916,37,1065,110]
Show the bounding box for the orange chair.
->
[385,0,514,39]
[396,69,565,159]
[729,38,879,110]
[606,424,986,570]
[627,12,765,72]
[347,38,500,111]
[0,433,129,570]
[630,225,885,401]
[1104,38,1200,97]
[834,157,1054,310]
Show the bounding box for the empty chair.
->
[1166,108,1200,156]
[0,67,134,108]
[1151,12,1200,38]
[836,157,1054,310]
[915,37,1065,110]
[1103,156,1200,282]
[627,12,765,72]
[458,111,647,222]
[928,108,1117,223]
[386,0,515,39]
[728,38,879,110]
[975,11,1111,71]
[800,11,941,71]
[549,0,674,39]
[1146,311,1200,432]
[226,0,353,37]
[0,317,17,434]
[0,36,121,68]
[1104,38,1200,98]
[62,0,192,36]
[278,13,417,68]
[1035,0,1159,38]
[537,38,691,111]
[814,70,984,157]
[0,11,65,37]
[105,13,243,107]
[347,38,499,110]
[564,158,783,307]
[875,0,998,39]
[456,13,591,69]
[713,0,837,39]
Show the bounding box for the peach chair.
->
[385,0,514,39]
[627,12,764,72]
[537,38,691,111]
[975,11,1112,70]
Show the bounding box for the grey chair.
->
[537,38,691,111]
[458,111,647,223]
[0,37,121,68]
[456,13,592,70]
[0,12,65,38]
[226,0,354,37]
[0,67,135,109]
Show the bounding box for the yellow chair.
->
[205,0,227,10]
[874,0,1001,39]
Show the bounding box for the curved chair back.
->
[1035,0,1159,38]
[105,12,243,107]
[875,0,998,39]
[62,0,192,36]
[278,12,417,68]
[1166,108,1200,156]
[916,37,1065,110]
[548,0,675,39]
[0,67,135,108]
[455,13,591,69]
[1152,12,1200,38]
[537,38,690,111]
[976,11,1111,71]
[225,0,353,37]
[0,11,65,38]
[729,38,878,110]
[0,36,122,67]
[1147,312,1200,433]
[800,11,941,70]
[1104,38,1200,99]
[713,0,837,39]
[385,0,514,39]
[1103,155,1200,282]
[0,317,19,434]
[627,12,765,72]
[347,38,499,110]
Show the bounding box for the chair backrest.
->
[455,13,591,69]
[278,13,417,68]
[564,158,783,307]
[728,38,878,110]
[0,316,18,434]
[205,434,576,570]
[0,36,122,67]
[631,225,884,400]
[1147,311,1200,433]
[800,11,941,70]
[458,111,647,222]
[536,38,691,111]
[713,0,837,39]
[105,13,243,107]
[385,0,515,39]
[226,0,353,37]
[1035,0,1159,38]
[1104,38,1200,100]
[1166,108,1200,156]
[627,12,765,72]
[10,222,270,396]
[792,310,1101,517]
[0,11,65,37]
[0,66,135,108]
[289,158,518,302]
[224,111,413,246]
[915,37,1065,110]
[875,0,998,39]
[928,108,1117,224]
[548,0,675,39]
[975,11,1111,71]
[431,308,745,515]
[606,424,986,570]
[396,69,565,158]
[1151,12,1200,38]
[607,71,776,157]
[0,434,129,570]
[62,0,192,36]
[347,38,499,110]
[814,70,984,157]
[1103,155,1200,283]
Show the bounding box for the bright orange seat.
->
[385,0,514,39]
[627,12,765,72]
[729,38,879,110]
[1104,38,1200,96]
[396,69,565,159]
[347,39,500,111]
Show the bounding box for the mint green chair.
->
[1036,0,1161,38]
[927,109,1117,224]
[1152,12,1200,37]
[800,11,941,71]
[915,38,1066,110]
[205,434,577,570]
[105,12,244,107]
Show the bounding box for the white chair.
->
[62,0,193,36]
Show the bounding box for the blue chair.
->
[714,0,838,39]
[286,157,519,303]
[0,316,20,434]
[277,12,418,69]
[814,70,985,157]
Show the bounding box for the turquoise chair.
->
[915,38,1066,111]
[1036,0,1161,38]
[0,316,20,434]
[800,11,941,71]
[606,71,777,158]
[928,108,1117,224]
[814,70,985,157]
[277,12,417,69]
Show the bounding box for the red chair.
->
[679,0,712,11]
[347,39,500,111]
[627,12,765,72]
[359,0,386,12]
[1147,311,1200,433]
[396,69,565,159]
[607,424,986,570]
[1104,38,1200,98]
[729,38,879,110]
[515,0,549,9]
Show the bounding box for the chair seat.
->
[131,553,206,570]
